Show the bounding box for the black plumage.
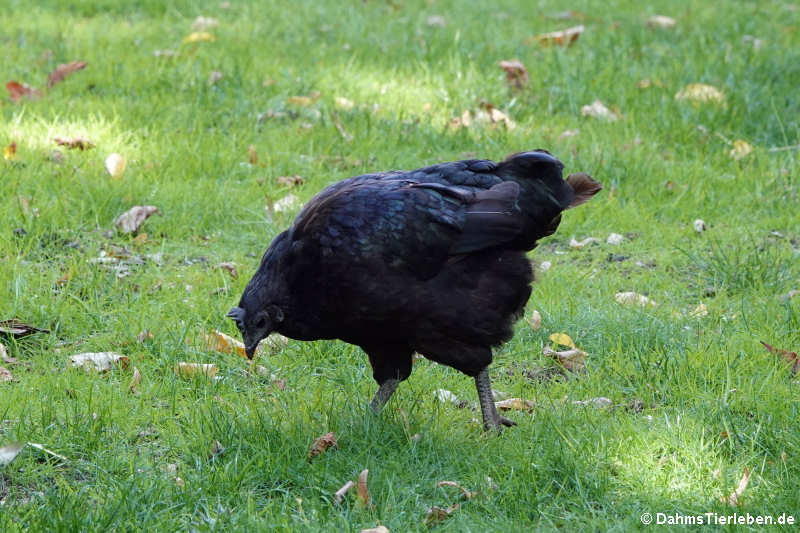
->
[228,150,601,430]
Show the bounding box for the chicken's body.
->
[229,150,601,430]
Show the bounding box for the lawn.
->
[1,0,799,531]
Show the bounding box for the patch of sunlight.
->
[610,413,727,504]
[5,112,140,160]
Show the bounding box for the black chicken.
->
[228,150,601,430]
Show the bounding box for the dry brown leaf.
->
[530,25,584,46]
[70,352,129,372]
[4,142,17,161]
[209,439,225,458]
[675,83,725,104]
[334,480,356,503]
[723,467,751,505]
[114,205,158,234]
[288,92,321,106]
[437,480,477,500]
[528,310,542,330]
[53,137,94,150]
[360,527,390,533]
[129,366,142,393]
[47,60,87,87]
[581,100,618,121]
[276,175,305,187]
[55,270,72,287]
[216,262,238,279]
[308,431,337,461]
[255,334,290,356]
[0,342,18,365]
[174,362,218,378]
[248,144,258,165]
[0,319,49,339]
[183,32,216,43]
[202,330,246,358]
[0,442,25,466]
[647,15,676,28]
[543,345,586,373]
[105,153,126,178]
[615,291,657,307]
[761,341,799,376]
[689,303,709,318]
[425,504,459,526]
[357,469,371,507]
[449,109,472,130]
[498,59,529,89]
[0,366,14,382]
[6,81,42,103]
[495,398,536,412]
[136,330,153,343]
[477,102,516,129]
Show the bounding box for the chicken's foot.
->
[369,378,400,413]
[475,367,516,431]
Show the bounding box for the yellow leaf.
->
[105,153,126,178]
[675,83,725,104]
[182,32,216,43]
[3,142,17,161]
[495,398,536,412]
[204,330,247,358]
[548,333,576,349]
[174,362,218,378]
[729,140,754,160]
[287,96,313,106]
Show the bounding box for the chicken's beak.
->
[245,343,257,360]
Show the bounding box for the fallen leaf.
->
[203,330,246,358]
[569,236,601,248]
[761,341,799,376]
[498,59,529,89]
[689,303,709,318]
[615,292,657,307]
[105,153,127,178]
[0,319,49,338]
[636,78,664,89]
[47,60,87,87]
[174,362,218,378]
[247,144,258,164]
[308,431,337,461]
[53,137,94,150]
[207,71,223,85]
[18,196,38,217]
[647,15,676,28]
[530,25,584,46]
[572,397,612,408]
[55,270,72,287]
[357,469,371,507]
[495,398,536,412]
[426,15,446,27]
[693,219,707,232]
[477,102,516,129]
[114,205,158,234]
[192,15,219,31]
[437,480,477,500]
[335,96,355,109]
[4,142,17,161]
[129,366,142,393]
[723,467,751,505]
[215,262,238,279]
[581,100,618,121]
[425,504,459,526]
[208,439,225,458]
[136,330,153,343]
[729,140,754,160]
[70,352,129,372]
[0,442,25,466]
[6,81,42,103]
[255,334,290,356]
[334,480,356,504]
[0,342,18,365]
[675,83,725,104]
[559,129,580,139]
[183,32,216,43]
[434,388,468,408]
[0,366,13,382]
[276,175,304,187]
[543,346,586,373]
[287,95,316,106]
[26,442,68,463]
[527,310,542,330]
[548,333,576,349]
[607,233,624,245]
[360,527,390,533]
[449,109,472,130]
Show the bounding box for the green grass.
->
[1,0,799,531]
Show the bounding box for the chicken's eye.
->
[254,317,267,329]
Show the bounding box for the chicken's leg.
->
[474,367,516,431]
[369,378,400,413]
